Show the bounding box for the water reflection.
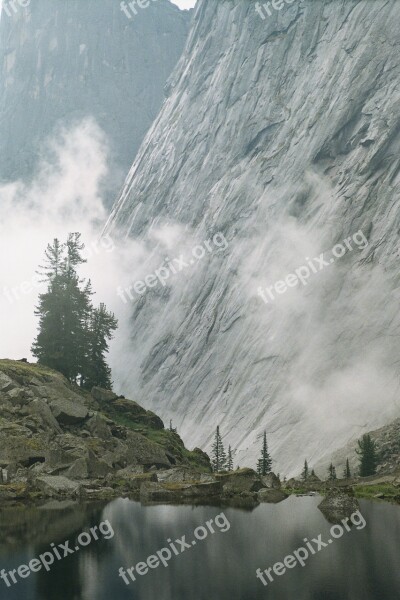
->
[0,497,399,600]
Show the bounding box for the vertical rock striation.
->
[101,0,400,473]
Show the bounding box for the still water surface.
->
[0,496,399,600]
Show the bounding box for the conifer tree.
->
[211,426,227,472]
[227,446,234,471]
[82,303,118,390]
[257,431,272,475]
[356,434,378,477]
[328,463,337,480]
[32,233,117,388]
[343,458,351,479]
[301,459,309,481]
[31,238,68,374]
[311,469,316,477]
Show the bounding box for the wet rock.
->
[140,480,222,503]
[318,489,359,523]
[33,475,82,498]
[258,489,288,503]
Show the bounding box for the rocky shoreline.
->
[1,360,399,512]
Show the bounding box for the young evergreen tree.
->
[82,303,118,390]
[211,426,227,472]
[328,463,337,480]
[356,434,378,476]
[31,239,68,374]
[257,431,272,475]
[32,234,118,388]
[227,446,234,471]
[301,459,309,481]
[343,458,351,479]
[311,469,316,477]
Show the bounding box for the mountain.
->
[105,0,400,476]
[0,0,192,197]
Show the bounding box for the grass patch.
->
[0,359,59,383]
[353,483,399,500]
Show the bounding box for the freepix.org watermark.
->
[255,0,302,21]
[257,230,368,305]
[1,0,31,18]
[120,0,158,20]
[256,510,366,587]
[116,232,228,304]
[0,519,114,588]
[118,512,231,585]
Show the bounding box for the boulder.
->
[133,412,164,430]
[258,488,288,503]
[218,468,263,494]
[85,413,112,440]
[29,399,62,434]
[65,458,89,479]
[180,481,222,498]
[156,467,200,483]
[33,475,82,498]
[0,372,15,393]
[260,472,281,489]
[6,387,27,404]
[49,398,88,425]
[285,478,303,489]
[318,489,360,523]
[124,431,172,468]
[91,387,119,403]
[0,423,48,467]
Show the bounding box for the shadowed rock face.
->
[0,0,192,197]
[106,0,400,475]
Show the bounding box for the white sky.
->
[170,0,197,9]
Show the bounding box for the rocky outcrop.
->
[137,468,289,505]
[105,0,400,476]
[0,360,210,502]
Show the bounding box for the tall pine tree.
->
[227,446,234,471]
[211,426,227,472]
[32,233,117,388]
[356,434,378,476]
[257,431,272,475]
[82,303,118,390]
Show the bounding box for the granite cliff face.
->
[106,0,400,476]
[0,0,191,196]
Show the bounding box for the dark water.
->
[0,496,399,600]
